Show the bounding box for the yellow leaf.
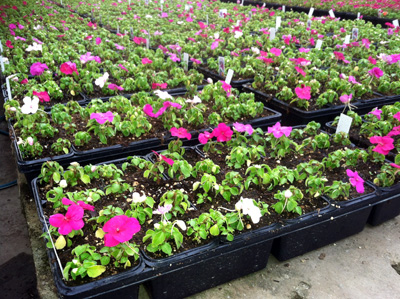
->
[55,235,66,250]
[95,228,105,239]
[70,90,76,96]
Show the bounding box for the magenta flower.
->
[108,83,124,91]
[270,47,282,56]
[190,58,201,64]
[369,136,394,155]
[362,38,370,49]
[295,66,306,77]
[348,76,361,85]
[90,111,114,124]
[393,112,400,121]
[6,40,13,48]
[152,83,168,89]
[80,52,101,64]
[60,62,79,75]
[62,197,95,211]
[142,58,153,64]
[390,163,400,169]
[152,150,174,165]
[233,122,254,135]
[387,126,400,137]
[119,64,128,72]
[20,78,28,84]
[49,205,84,235]
[334,51,350,63]
[295,85,311,100]
[199,131,213,144]
[267,122,292,138]
[96,37,102,45]
[368,67,384,79]
[168,53,180,62]
[30,62,48,76]
[32,91,50,103]
[368,108,382,120]
[346,169,365,194]
[299,47,311,53]
[103,215,140,247]
[170,127,191,140]
[143,101,182,118]
[211,41,219,50]
[212,123,233,142]
[289,57,311,66]
[220,80,232,97]
[339,93,352,104]
[115,43,125,50]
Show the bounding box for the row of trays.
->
[30,143,400,299]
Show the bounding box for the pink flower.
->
[152,150,174,165]
[20,78,28,84]
[339,93,352,104]
[62,197,95,211]
[108,84,124,91]
[368,67,384,79]
[119,64,128,72]
[190,58,201,64]
[368,108,382,120]
[390,163,400,169]
[233,122,253,135]
[154,204,173,215]
[152,83,168,89]
[369,136,394,155]
[198,21,207,29]
[199,131,213,144]
[387,126,400,137]
[170,127,191,140]
[346,169,365,194]
[270,47,282,56]
[103,215,140,247]
[267,122,292,138]
[60,62,79,75]
[220,81,232,97]
[49,205,84,235]
[295,66,306,77]
[211,41,219,50]
[96,37,102,45]
[289,57,311,66]
[362,38,370,49]
[90,111,114,124]
[133,36,145,45]
[212,123,233,142]
[143,101,182,118]
[299,47,310,53]
[168,53,180,62]
[334,51,349,63]
[393,112,400,121]
[32,91,50,103]
[9,23,16,30]
[5,40,13,48]
[295,85,311,100]
[84,35,93,40]
[30,62,48,76]
[142,58,152,64]
[368,56,377,65]
[115,43,125,50]
[348,76,361,85]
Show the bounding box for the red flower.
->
[212,123,233,142]
[60,61,79,76]
[33,91,50,103]
[5,40,13,48]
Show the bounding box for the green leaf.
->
[161,243,172,255]
[210,224,220,236]
[81,174,90,184]
[87,265,106,278]
[152,231,166,247]
[274,202,284,214]
[53,172,61,183]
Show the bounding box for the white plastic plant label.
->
[352,28,359,40]
[336,113,353,134]
[128,0,131,4]
[276,16,281,30]
[0,40,3,53]
[262,3,266,7]
[219,9,227,18]
[248,11,252,19]
[160,0,164,3]
[117,24,119,34]
[60,0,63,5]
[282,6,285,13]
[160,4,163,12]
[6,75,17,100]
[91,10,94,19]
[218,56,225,77]
[393,20,399,27]
[378,9,382,17]
[206,15,209,25]
[130,27,134,38]
[307,19,312,28]
[99,15,102,24]
[308,7,314,18]
[270,28,276,41]
[315,39,323,50]
[183,53,189,71]
[146,38,150,50]
[236,20,240,26]
[357,12,360,19]
[329,9,335,18]
[0,56,5,72]
[344,35,351,44]
[225,69,234,84]
[241,0,244,6]
[145,0,149,5]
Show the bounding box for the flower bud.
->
[27,137,34,146]
[284,190,293,198]
[59,180,67,188]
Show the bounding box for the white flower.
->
[154,90,173,100]
[26,42,42,52]
[206,78,213,84]
[33,25,42,30]
[214,32,220,39]
[177,21,183,24]
[175,220,186,231]
[95,72,109,88]
[8,107,17,112]
[145,15,153,18]
[91,166,97,172]
[11,76,19,82]
[186,95,201,104]
[234,31,243,39]
[72,268,78,274]
[17,137,24,145]
[154,223,161,229]
[72,259,78,264]
[251,47,260,55]
[235,197,261,224]
[284,190,293,198]
[131,192,147,204]
[27,137,34,145]
[70,162,79,167]
[21,96,39,114]
[87,196,93,202]
[59,180,67,188]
